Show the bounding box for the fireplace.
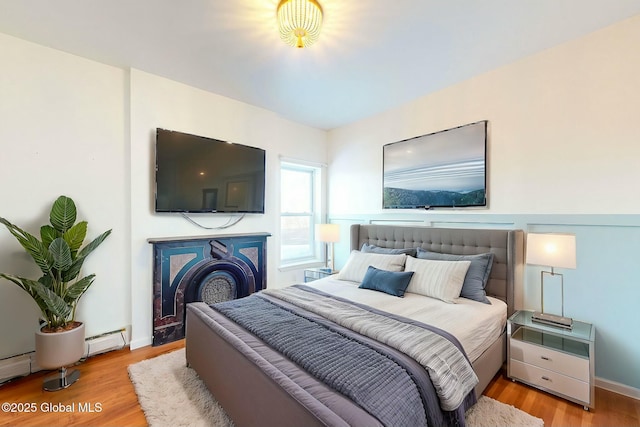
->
[149,233,270,346]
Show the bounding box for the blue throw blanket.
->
[213,285,476,427]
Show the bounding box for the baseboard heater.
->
[84,328,127,357]
[0,354,31,385]
[0,328,128,385]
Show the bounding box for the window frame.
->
[279,160,324,269]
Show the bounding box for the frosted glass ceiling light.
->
[277,0,323,48]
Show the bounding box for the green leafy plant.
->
[0,196,111,332]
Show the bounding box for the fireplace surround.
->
[149,233,270,345]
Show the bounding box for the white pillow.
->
[404,257,471,303]
[337,251,407,283]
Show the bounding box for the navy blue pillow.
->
[416,248,494,304]
[358,266,414,297]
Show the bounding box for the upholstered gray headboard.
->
[350,224,524,315]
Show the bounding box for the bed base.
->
[473,331,506,396]
[187,303,505,427]
[186,304,380,427]
[186,224,523,426]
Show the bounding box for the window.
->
[280,161,322,266]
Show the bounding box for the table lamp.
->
[526,232,577,329]
[315,224,340,272]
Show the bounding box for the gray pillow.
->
[415,248,494,304]
[361,243,417,257]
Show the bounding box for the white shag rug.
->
[128,349,543,427]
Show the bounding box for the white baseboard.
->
[596,376,640,400]
[129,336,152,351]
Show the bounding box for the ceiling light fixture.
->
[277,0,323,48]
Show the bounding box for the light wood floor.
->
[0,340,638,427]
[484,371,640,427]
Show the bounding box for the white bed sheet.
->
[305,276,507,362]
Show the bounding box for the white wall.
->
[0,34,129,358]
[128,69,326,348]
[328,15,640,215]
[326,16,640,392]
[0,33,327,356]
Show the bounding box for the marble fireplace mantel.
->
[148,232,270,345]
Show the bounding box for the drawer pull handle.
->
[540,356,551,361]
[541,376,551,382]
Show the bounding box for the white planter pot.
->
[35,322,85,370]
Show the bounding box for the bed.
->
[186,224,524,427]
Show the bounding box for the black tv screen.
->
[383,121,487,209]
[155,129,266,213]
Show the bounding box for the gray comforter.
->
[213,285,478,427]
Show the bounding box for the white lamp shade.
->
[526,233,576,269]
[315,224,340,243]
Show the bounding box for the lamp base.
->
[531,311,573,329]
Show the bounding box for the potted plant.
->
[0,195,111,390]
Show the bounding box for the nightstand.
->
[303,267,337,282]
[507,310,595,410]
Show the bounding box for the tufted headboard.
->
[350,224,524,315]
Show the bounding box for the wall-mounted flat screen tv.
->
[383,120,487,209]
[155,129,266,213]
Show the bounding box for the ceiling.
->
[1,1,639,130]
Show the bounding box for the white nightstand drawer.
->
[510,359,590,404]
[510,334,589,382]
[508,311,594,409]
